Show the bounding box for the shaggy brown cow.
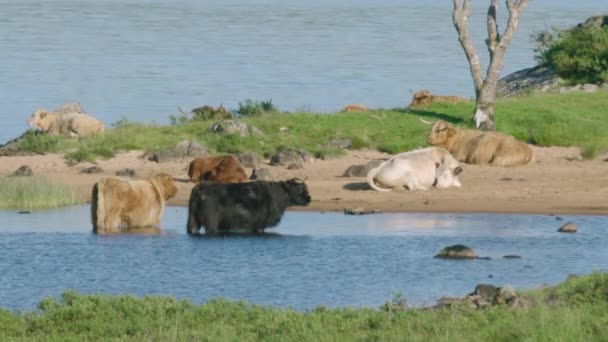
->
[424,120,534,167]
[187,155,248,183]
[341,103,369,112]
[27,109,105,137]
[91,173,177,234]
[409,90,467,107]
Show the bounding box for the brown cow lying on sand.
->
[423,120,534,167]
[91,173,177,234]
[27,103,105,137]
[187,155,248,183]
[409,90,467,107]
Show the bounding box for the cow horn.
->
[177,105,190,115]
[419,118,435,125]
[409,88,415,95]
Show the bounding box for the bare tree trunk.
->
[453,0,528,130]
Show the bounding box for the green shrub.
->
[535,25,608,84]
[237,99,277,117]
[0,176,85,209]
[16,131,63,153]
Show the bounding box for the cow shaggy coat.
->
[187,179,311,236]
[426,120,534,167]
[187,155,248,183]
[27,110,105,137]
[91,173,177,234]
[367,147,463,191]
[409,90,467,107]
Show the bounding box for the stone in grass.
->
[557,221,577,233]
[434,244,477,259]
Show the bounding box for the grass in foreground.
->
[0,273,607,341]
[14,89,608,162]
[0,176,85,210]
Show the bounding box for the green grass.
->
[15,89,608,161]
[0,176,85,210]
[0,273,607,341]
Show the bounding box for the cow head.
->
[426,120,456,147]
[282,178,311,206]
[435,163,462,189]
[27,109,54,132]
[154,173,178,200]
[409,90,431,107]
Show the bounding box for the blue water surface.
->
[0,206,606,311]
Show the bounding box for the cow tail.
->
[366,165,392,192]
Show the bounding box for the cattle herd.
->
[26,102,534,236]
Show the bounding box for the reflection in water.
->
[0,206,607,311]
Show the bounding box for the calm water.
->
[0,206,607,312]
[1,0,606,143]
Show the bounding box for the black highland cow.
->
[187,178,311,235]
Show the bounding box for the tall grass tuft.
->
[0,176,85,210]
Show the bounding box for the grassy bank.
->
[1,273,607,341]
[0,176,85,210]
[15,89,608,162]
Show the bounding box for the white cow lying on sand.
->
[367,147,463,191]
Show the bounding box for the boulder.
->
[434,245,477,259]
[287,161,304,170]
[238,152,262,168]
[342,160,383,177]
[80,166,103,174]
[115,168,136,177]
[497,65,562,97]
[208,120,264,137]
[558,221,577,233]
[270,148,304,166]
[10,165,33,177]
[250,167,272,181]
[148,140,208,163]
[344,207,382,215]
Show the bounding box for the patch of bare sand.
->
[1,146,607,215]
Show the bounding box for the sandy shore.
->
[1,146,607,215]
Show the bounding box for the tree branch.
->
[486,0,499,53]
[453,0,484,96]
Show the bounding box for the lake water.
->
[1,206,607,312]
[1,0,606,143]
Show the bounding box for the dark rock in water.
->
[148,140,208,163]
[558,221,577,233]
[344,207,382,215]
[115,168,136,177]
[342,160,383,177]
[11,165,33,177]
[238,152,262,168]
[503,255,522,259]
[18,211,31,214]
[249,167,272,181]
[578,15,608,28]
[476,256,492,260]
[434,244,477,259]
[80,166,103,174]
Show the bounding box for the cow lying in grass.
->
[187,155,248,183]
[367,147,463,191]
[27,103,105,137]
[187,178,311,236]
[423,119,534,167]
[409,90,467,107]
[91,173,177,234]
